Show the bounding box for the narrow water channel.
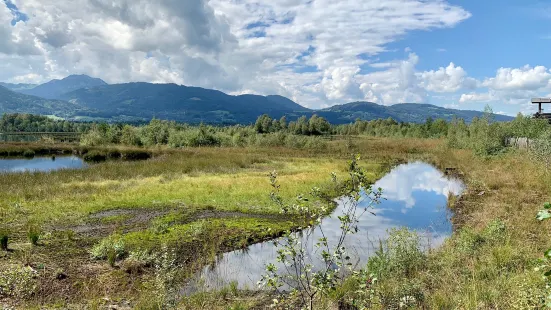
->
[188,162,465,291]
[0,156,86,172]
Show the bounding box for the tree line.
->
[0,114,91,133]
[2,109,551,156]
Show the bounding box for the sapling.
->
[259,155,382,309]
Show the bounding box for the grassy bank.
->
[0,142,154,162]
[176,139,550,309]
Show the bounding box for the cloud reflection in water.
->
[189,162,465,291]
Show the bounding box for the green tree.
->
[120,125,141,146]
[279,116,288,130]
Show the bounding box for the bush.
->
[530,130,551,171]
[122,250,157,274]
[90,234,127,262]
[187,125,221,147]
[367,228,425,278]
[80,129,108,146]
[27,225,41,246]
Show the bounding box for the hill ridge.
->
[1,76,513,124]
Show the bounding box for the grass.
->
[413,148,550,309]
[0,139,401,307]
[3,136,547,309]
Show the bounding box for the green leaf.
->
[537,210,551,221]
[544,269,551,277]
[545,202,551,209]
[545,249,551,258]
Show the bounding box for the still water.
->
[0,156,86,172]
[190,162,465,290]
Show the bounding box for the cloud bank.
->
[0,0,549,110]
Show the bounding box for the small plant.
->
[27,225,41,246]
[152,246,179,308]
[122,250,157,274]
[259,155,382,309]
[0,233,8,251]
[107,247,117,267]
[90,234,127,262]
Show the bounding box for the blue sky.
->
[377,0,551,115]
[1,0,550,115]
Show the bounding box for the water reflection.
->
[189,162,465,291]
[0,156,86,172]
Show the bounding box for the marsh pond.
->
[189,162,465,290]
[0,156,86,173]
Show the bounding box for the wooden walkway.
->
[0,132,82,143]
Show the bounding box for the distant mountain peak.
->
[18,74,108,100]
[63,74,106,81]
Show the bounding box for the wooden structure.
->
[532,98,551,121]
[0,132,82,143]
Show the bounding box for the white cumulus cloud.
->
[483,65,551,91]
[419,63,478,93]
[1,0,473,108]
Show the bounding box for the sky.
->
[1,0,551,115]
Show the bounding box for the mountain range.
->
[20,75,107,99]
[0,75,514,124]
[0,85,88,118]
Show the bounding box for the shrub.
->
[530,130,551,171]
[120,125,142,146]
[188,125,221,147]
[90,234,127,262]
[80,129,108,146]
[27,225,41,246]
[122,250,157,274]
[367,228,425,278]
[305,136,328,150]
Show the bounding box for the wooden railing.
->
[0,132,82,143]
